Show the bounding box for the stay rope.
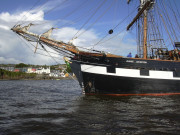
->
[15,0,43,26]
[16,33,78,82]
[92,6,138,49]
[75,0,117,39]
[72,0,107,40]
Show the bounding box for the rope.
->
[75,0,116,38]
[167,0,180,38]
[99,28,127,45]
[58,0,102,28]
[173,0,180,19]
[161,0,178,41]
[92,6,138,48]
[15,0,43,26]
[39,44,78,82]
[15,34,63,60]
[72,0,107,40]
[21,0,51,25]
[43,0,69,16]
[56,0,88,23]
[16,33,78,82]
[21,0,68,24]
[156,4,175,49]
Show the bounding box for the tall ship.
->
[12,0,180,96]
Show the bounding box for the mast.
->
[127,0,154,59]
[142,1,148,59]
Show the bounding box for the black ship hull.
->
[70,57,180,96]
[11,0,180,96]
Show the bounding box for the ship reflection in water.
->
[0,80,180,135]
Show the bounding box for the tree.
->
[15,63,28,68]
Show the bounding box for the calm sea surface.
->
[0,80,180,135]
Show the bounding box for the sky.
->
[0,0,179,65]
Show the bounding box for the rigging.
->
[72,0,107,40]
[15,0,44,26]
[92,6,138,48]
[75,0,116,39]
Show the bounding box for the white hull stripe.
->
[81,64,180,80]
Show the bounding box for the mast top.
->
[127,0,154,30]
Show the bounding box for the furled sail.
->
[11,24,122,59]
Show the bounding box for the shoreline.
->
[0,77,74,81]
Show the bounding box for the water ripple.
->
[0,80,180,135]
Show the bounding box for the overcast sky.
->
[0,0,179,65]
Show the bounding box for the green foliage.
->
[15,63,28,68]
[0,68,36,80]
[0,63,69,79]
[50,65,56,70]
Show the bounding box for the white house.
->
[49,70,66,77]
[27,68,36,73]
[36,67,50,74]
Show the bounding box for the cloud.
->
[101,40,137,57]
[0,2,137,65]
[38,0,70,12]
[52,27,98,46]
[0,57,22,64]
[51,27,137,57]
[0,10,54,65]
[0,25,9,30]
[0,11,44,23]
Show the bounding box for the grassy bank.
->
[0,69,71,80]
[0,69,36,80]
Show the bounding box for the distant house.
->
[0,66,30,73]
[14,69,20,72]
[49,70,65,77]
[49,71,59,77]
[27,68,36,73]
[15,68,28,72]
[0,67,14,71]
[36,67,50,74]
[20,68,28,72]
